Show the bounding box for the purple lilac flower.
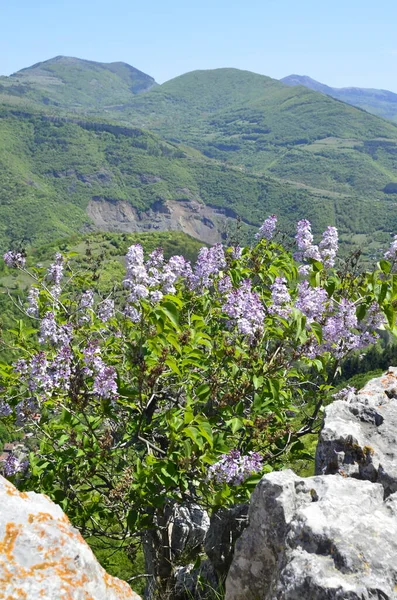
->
[295,281,328,322]
[269,277,291,319]
[384,235,397,261]
[124,244,148,289]
[29,352,53,393]
[208,450,263,486]
[298,264,311,276]
[124,305,141,323]
[150,290,163,303]
[218,275,233,295]
[83,341,103,375]
[3,454,29,478]
[231,246,243,260]
[83,342,118,400]
[322,299,359,357]
[47,253,64,299]
[256,215,277,241]
[93,365,118,400]
[58,323,73,346]
[146,248,164,269]
[357,302,385,346]
[80,290,94,309]
[0,401,12,417]
[26,287,40,318]
[14,359,28,376]
[3,251,26,269]
[128,284,150,302]
[98,298,115,322]
[295,220,313,251]
[319,226,338,268]
[332,386,356,402]
[189,244,226,289]
[295,220,321,262]
[39,312,58,345]
[50,346,72,391]
[222,279,265,340]
[16,397,40,425]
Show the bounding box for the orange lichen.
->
[28,512,55,524]
[5,485,28,499]
[0,523,22,560]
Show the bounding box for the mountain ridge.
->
[281,74,397,122]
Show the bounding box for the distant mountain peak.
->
[280,74,397,121]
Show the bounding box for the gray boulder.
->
[0,475,140,599]
[316,367,397,495]
[166,501,210,556]
[226,469,397,599]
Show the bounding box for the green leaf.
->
[226,417,244,434]
[379,259,391,274]
[165,357,181,375]
[196,383,211,401]
[183,426,204,449]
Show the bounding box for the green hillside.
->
[120,69,397,198]
[2,102,397,257]
[2,62,397,258]
[0,56,157,111]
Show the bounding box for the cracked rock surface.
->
[316,366,397,495]
[226,369,397,599]
[226,470,397,599]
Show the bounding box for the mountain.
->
[1,104,347,253]
[0,56,157,111]
[2,61,397,257]
[119,69,397,200]
[281,74,397,122]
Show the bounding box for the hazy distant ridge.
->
[281,74,397,122]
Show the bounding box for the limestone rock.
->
[316,367,397,495]
[226,470,397,599]
[0,475,140,599]
[165,501,210,556]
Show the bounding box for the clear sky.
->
[1,0,397,91]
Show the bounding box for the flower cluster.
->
[83,341,118,400]
[3,251,26,269]
[222,279,265,339]
[295,220,338,269]
[123,244,191,311]
[47,253,64,299]
[256,215,277,241]
[208,450,263,485]
[188,244,225,289]
[319,226,338,268]
[295,281,328,322]
[295,220,321,262]
[384,235,397,262]
[26,287,40,318]
[2,454,29,478]
[98,298,115,322]
[269,277,291,319]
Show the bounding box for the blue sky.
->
[1,0,397,90]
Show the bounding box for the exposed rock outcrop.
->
[0,475,141,599]
[316,366,397,494]
[226,470,397,599]
[226,369,397,599]
[87,197,253,244]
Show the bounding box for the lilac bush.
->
[1,215,395,597]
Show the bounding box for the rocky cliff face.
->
[226,368,397,599]
[0,475,141,599]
